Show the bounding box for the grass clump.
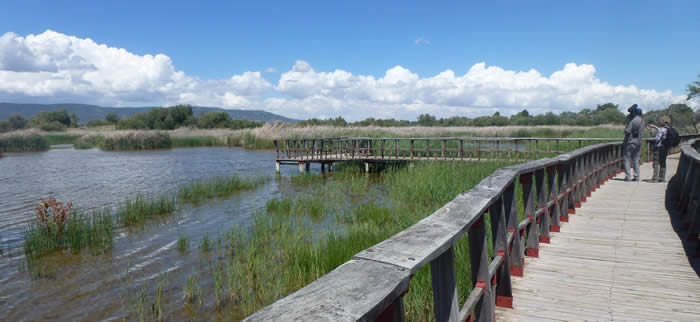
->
[177,175,269,203]
[99,131,172,151]
[177,234,189,253]
[24,198,115,259]
[119,194,176,227]
[171,136,223,148]
[266,197,326,221]
[0,131,49,152]
[199,233,213,253]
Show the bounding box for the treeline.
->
[0,105,264,132]
[298,103,698,131]
[97,105,265,130]
[0,109,79,132]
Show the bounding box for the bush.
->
[29,109,71,130]
[0,120,11,133]
[9,114,27,130]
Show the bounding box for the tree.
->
[687,74,700,100]
[105,113,119,124]
[70,112,79,127]
[8,113,27,130]
[417,114,437,126]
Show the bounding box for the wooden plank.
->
[244,259,411,321]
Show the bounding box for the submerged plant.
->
[177,234,189,253]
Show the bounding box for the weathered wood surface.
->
[496,155,700,321]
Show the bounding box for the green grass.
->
[24,207,115,260]
[177,175,269,203]
[73,135,103,149]
[171,136,223,148]
[119,194,176,227]
[177,234,189,253]
[0,133,49,152]
[43,134,81,145]
[199,233,213,253]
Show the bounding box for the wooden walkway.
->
[497,155,700,321]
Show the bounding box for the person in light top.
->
[623,104,644,182]
[648,116,671,183]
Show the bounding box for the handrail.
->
[251,134,699,321]
[273,137,624,162]
[672,138,700,258]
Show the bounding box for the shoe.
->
[624,177,631,182]
[633,176,639,182]
[650,179,658,183]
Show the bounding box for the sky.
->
[0,0,698,120]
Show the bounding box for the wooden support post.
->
[426,140,430,159]
[365,162,370,173]
[559,163,570,222]
[410,140,414,160]
[275,161,280,173]
[535,169,549,244]
[459,140,464,160]
[285,140,290,159]
[468,216,495,322]
[395,139,400,159]
[298,162,305,173]
[547,166,561,232]
[477,141,481,160]
[442,139,446,160]
[489,197,513,308]
[274,140,279,158]
[521,172,539,257]
[430,247,460,322]
[321,163,326,172]
[381,139,385,159]
[504,184,524,277]
[376,296,406,322]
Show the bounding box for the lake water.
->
[0,147,338,320]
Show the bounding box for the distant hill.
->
[0,103,299,123]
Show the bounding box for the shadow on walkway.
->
[665,177,700,276]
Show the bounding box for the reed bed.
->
[119,194,176,227]
[0,130,49,152]
[99,131,172,151]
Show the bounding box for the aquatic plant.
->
[177,234,189,253]
[199,233,213,253]
[177,175,269,203]
[119,194,176,227]
[183,274,201,305]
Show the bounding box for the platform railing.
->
[248,141,624,321]
[673,138,700,258]
[274,137,622,162]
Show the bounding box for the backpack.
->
[663,126,680,147]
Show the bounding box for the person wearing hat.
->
[648,115,671,182]
[623,104,644,181]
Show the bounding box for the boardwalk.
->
[497,155,700,321]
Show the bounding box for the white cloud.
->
[0,30,694,120]
[263,67,278,73]
[414,37,431,46]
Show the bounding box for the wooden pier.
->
[251,134,700,321]
[274,137,620,173]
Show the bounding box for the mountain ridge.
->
[0,103,299,123]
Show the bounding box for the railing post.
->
[686,162,700,243]
[536,169,549,244]
[395,139,400,159]
[468,216,494,322]
[381,139,385,159]
[442,139,446,160]
[426,139,430,159]
[490,196,513,308]
[410,140,414,160]
[430,247,459,322]
[547,166,561,233]
[521,172,539,257]
[559,162,571,222]
[459,140,464,160]
[504,183,524,277]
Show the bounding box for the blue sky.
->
[0,0,698,119]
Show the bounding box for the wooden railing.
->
[248,141,624,321]
[274,137,621,161]
[251,134,700,321]
[643,134,700,162]
[673,138,700,256]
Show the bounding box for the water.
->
[0,146,333,320]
